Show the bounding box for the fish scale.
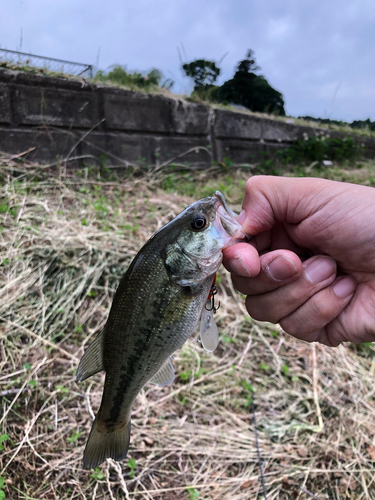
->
[76,191,248,469]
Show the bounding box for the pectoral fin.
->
[200,302,219,352]
[149,357,175,386]
[76,329,104,382]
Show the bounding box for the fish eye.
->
[190,215,207,231]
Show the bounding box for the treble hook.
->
[205,284,221,313]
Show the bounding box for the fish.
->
[76,191,248,469]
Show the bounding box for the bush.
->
[94,66,173,91]
[277,135,360,164]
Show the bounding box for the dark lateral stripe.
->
[107,325,157,423]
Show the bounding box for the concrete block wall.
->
[0,68,374,166]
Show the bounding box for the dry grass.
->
[1,155,375,500]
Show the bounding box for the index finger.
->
[239,175,336,235]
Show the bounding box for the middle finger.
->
[244,255,337,324]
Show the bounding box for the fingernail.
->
[333,277,356,298]
[304,257,335,284]
[229,256,252,277]
[237,210,246,225]
[267,255,298,281]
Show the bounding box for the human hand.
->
[222,176,375,347]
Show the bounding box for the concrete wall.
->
[0,68,374,167]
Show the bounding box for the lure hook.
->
[205,284,220,313]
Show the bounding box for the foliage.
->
[187,487,200,499]
[127,458,137,478]
[300,115,375,132]
[66,431,81,443]
[351,118,375,131]
[236,49,260,74]
[182,59,220,92]
[0,476,5,500]
[215,49,285,115]
[299,115,347,127]
[0,435,8,452]
[90,468,105,481]
[277,134,360,164]
[94,65,173,91]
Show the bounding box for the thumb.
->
[238,175,338,235]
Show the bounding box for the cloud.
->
[0,0,374,121]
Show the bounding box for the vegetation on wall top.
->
[300,115,375,133]
[94,65,174,92]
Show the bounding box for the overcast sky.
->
[1,0,374,122]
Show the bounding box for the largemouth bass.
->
[77,191,247,469]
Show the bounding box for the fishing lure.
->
[200,274,220,352]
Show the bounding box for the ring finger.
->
[245,255,337,324]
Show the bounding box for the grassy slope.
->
[1,157,375,499]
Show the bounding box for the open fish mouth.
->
[212,191,250,245]
[213,191,238,220]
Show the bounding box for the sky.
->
[1,0,374,122]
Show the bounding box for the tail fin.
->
[82,418,131,469]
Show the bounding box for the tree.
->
[351,118,375,131]
[182,59,221,91]
[216,50,285,115]
[236,49,260,74]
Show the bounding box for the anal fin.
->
[149,357,175,386]
[76,329,104,382]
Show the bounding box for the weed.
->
[281,364,290,376]
[277,135,361,165]
[0,435,8,452]
[94,66,173,92]
[180,369,192,381]
[127,458,137,478]
[222,335,236,344]
[187,487,200,500]
[90,468,105,481]
[0,476,6,500]
[66,431,81,443]
[241,380,256,393]
[56,385,69,394]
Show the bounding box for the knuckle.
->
[281,282,318,309]
[279,317,301,336]
[232,275,250,295]
[307,296,334,322]
[280,295,335,337]
[245,296,279,323]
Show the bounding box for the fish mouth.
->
[213,191,238,221]
[212,191,250,248]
